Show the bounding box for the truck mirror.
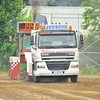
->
[80,34,84,44]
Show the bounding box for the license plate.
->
[53,71,64,74]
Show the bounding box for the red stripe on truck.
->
[41,49,74,53]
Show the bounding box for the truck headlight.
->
[37,65,45,68]
[71,65,78,68]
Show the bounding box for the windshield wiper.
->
[54,45,76,48]
[39,45,76,49]
[63,45,76,48]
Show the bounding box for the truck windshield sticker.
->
[52,41,62,45]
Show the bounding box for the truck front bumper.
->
[34,61,79,76]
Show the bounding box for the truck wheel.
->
[71,75,78,83]
[34,76,40,83]
[26,73,33,82]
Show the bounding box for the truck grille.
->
[41,53,75,57]
[46,61,70,70]
[42,58,74,60]
[41,53,74,61]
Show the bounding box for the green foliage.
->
[0,71,9,75]
[81,33,100,51]
[47,0,83,6]
[23,0,29,6]
[64,0,83,6]
[25,0,84,6]
[0,0,30,69]
[48,0,58,6]
[16,9,40,22]
[23,9,39,22]
[20,63,26,79]
[0,0,26,47]
[25,9,33,22]
[0,1,34,69]
[81,64,100,75]
[80,0,100,68]
[81,0,100,35]
[0,39,17,68]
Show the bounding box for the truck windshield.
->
[38,34,77,49]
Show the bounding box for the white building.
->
[26,6,89,35]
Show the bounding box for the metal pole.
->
[51,13,53,24]
[78,14,79,48]
[40,13,100,16]
[19,33,21,55]
[80,52,100,54]
[34,22,35,30]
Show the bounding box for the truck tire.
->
[71,75,78,83]
[26,73,33,82]
[34,76,40,83]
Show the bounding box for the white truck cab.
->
[28,24,84,83]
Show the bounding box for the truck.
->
[9,22,84,83]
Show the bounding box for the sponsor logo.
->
[41,49,74,53]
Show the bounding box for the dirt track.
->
[0,76,100,100]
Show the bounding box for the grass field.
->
[0,71,9,75]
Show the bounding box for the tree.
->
[81,0,100,35]
[64,0,83,6]
[0,0,26,48]
[48,0,58,6]
[80,0,100,47]
[24,0,84,6]
[80,0,100,68]
[0,0,28,69]
[23,0,30,5]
